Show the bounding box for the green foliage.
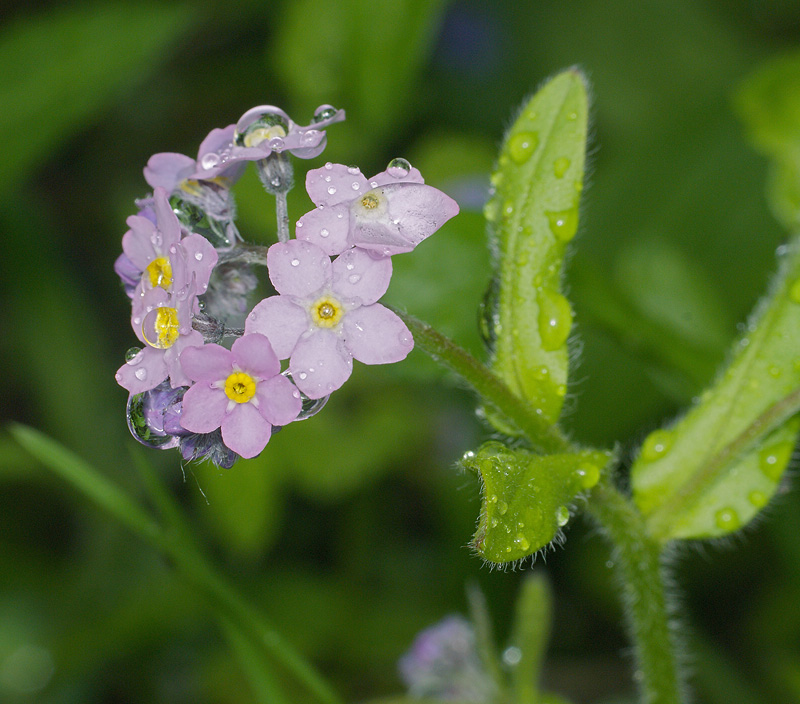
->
[0,2,194,190]
[484,70,588,436]
[463,442,609,563]
[631,242,800,541]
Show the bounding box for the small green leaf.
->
[631,243,800,541]
[736,49,800,229]
[484,70,589,435]
[463,442,609,563]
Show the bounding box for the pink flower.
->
[244,240,414,399]
[192,105,346,180]
[295,160,459,257]
[178,334,302,458]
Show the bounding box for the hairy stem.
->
[588,479,685,704]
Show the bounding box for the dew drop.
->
[268,137,285,151]
[386,157,411,179]
[351,182,361,190]
[714,506,740,532]
[370,180,378,188]
[296,220,304,228]
[313,105,338,123]
[640,429,674,462]
[324,162,333,170]
[488,494,498,504]
[291,258,300,267]
[537,288,572,351]
[556,505,570,527]
[347,165,360,175]
[497,500,508,515]
[748,489,768,508]
[348,274,361,284]
[490,517,498,528]
[134,368,147,381]
[299,372,308,380]
[576,462,600,490]
[320,228,329,238]
[508,131,539,164]
[768,364,782,379]
[346,262,355,270]
[553,157,571,178]
[759,441,793,481]
[327,186,337,195]
[194,252,203,261]
[200,153,220,170]
[503,646,523,666]
[125,347,142,363]
[790,279,800,304]
[545,205,579,241]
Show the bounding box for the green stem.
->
[587,478,685,704]
[395,310,571,454]
[11,425,343,704]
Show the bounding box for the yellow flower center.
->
[244,125,287,148]
[143,306,180,349]
[360,193,380,210]
[310,296,344,328]
[145,257,173,290]
[179,176,229,197]
[224,371,257,403]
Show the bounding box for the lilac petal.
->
[114,252,140,294]
[350,183,460,256]
[331,247,392,306]
[122,215,157,270]
[115,346,168,394]
[290,330,352,399]
[152,187,182,250]
[285,130,327,160]
[193,124,237,179]
[144,153,196,192]
[305,163,369,208]
[165,330,204,387]
[267,240,331,298]
[295,204,350,256]
[343,303,414,365]
[231,333,280,378]
[179,234,218,294]
[131,286,170,341]
[245,296,308,360]
[180,383,229,433]
[370,164,425,186]
[255,374,302,426]
[221,403,271,458]
[180,343,232,383]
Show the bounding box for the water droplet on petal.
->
[324,162,333,170]
[135,368,147,381]
[386,157,411,179]
[348,274,361,284]
[346,262,354,270]
[194,252,203,261]
[291,258,300,267]
[351,181,361,190]
[299,372,308,380]
[200,153,220,170]
[268,137,285,151]
[313,105,338,123]
[125,347,143,363]
[327,186,337,195]
[320,228,329,238]
[347,165,360,175]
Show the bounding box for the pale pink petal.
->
[152,187,182,250]
[165,330,204,387]
[267,240,331,298]
[122,216,157,271]
[221,403,271,458]
[284,130,327,159]
[115,346,168,394]
[231,333,280,378]
[295,205,350,256]
[180,343,232,383]
[305,163,369,208]
[245,296,309,359]
[289,330,352,399]
[331,247,392,306]
[193,125,237,179]
[350,183,459,256]
[179,234,219,294]
[180,383,229,433]
[143,153,196,192]
[255,375,302,426]
[343,303,414,365]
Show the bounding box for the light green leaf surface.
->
[631,243,800,541]
[736,49,800,229]
[463,442,609,563]
[0,2,193,188]
[484,70,588,434]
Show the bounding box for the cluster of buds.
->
[115,104,459,467]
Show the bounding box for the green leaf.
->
[735,49,800,229]
[484,70,589,434]
[631,243,800,541]
[463,442,609,563]
[0,2,194,188]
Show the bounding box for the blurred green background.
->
[3,1,800,702]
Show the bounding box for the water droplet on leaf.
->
[537,288,572,351]
[759,441,793,481]
[545,204,579,241]
[508,131,539,164]
[714,506,740,531]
